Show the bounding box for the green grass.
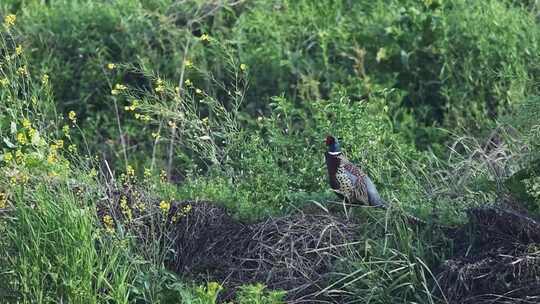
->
[0,181,132,303]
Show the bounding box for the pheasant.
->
[324,136,387,209]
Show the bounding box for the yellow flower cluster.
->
[15,149,23,164]
[171,204,192,223]
[41,74,49,85]
[184,79,192,87]
[52,139,64,149]
[133,113,150,121]
[200,33,210,42]
[182,204,192,214]
[17,66,28,77]
[126,165,135,177]
[15,45,23,55]
[124,100,139,111]
[68,111,77,124]
[144,167,152,178]
[160,170,167,182]
[155,78,165,93]
[107,63,116,70]
[119,195,133,222]
[240,63,247,71]
[0,78,8,87]
[16,132,27,145]
[184,59,193,68]
[3,14,16,28]
[3,151,13,162]
[111,83,127,95]
[0,192,7,209]
[63,125,71,139]
[103,215,115,233]
[22,119,31,129]
[47,151,58,164]
[159,200,170,213]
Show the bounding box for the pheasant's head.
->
[325,135,341,154]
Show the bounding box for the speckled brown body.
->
[325,152,369,205]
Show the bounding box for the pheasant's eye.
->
[325,136,334,145]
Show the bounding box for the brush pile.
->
[167,201,358,302]
[438,207,540,304]
[100,186,358,302]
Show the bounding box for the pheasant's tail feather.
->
[364,175,388,208]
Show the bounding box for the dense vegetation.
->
[1,0,539,303]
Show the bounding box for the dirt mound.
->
[438,207,540,304]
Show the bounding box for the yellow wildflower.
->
[143,167,151,178]
[119,195,133,221]
[160,170,167,182]
[54,139,64,149]
[15,45,23,55]
[195,88,203,95]
[240,63,247,71]
[106,63,116,70]
[124,100,139,111]
[3,14,16,28]
[0,78,8,86]
[184,59,193,68]
[47,152,57,164]
[0,192,7,209]
[15,149,23,164]
[200,33,210,42]
[17,66,28,77]
[184,79,192,87]
[62,124,71,138]
[126,165,135,176]
[159,200,170,213]
[28,128,37,143]
[151,132,160,139]
[68,144,77,152]
[41,74,49,85]
[22,118,31,129]
[155,78,165,93]
[182,204,192,215]
[115,84,127,90]
[3,151,13,162]
[68,111,77,123]
[111,83,127,95]
[103,215,115,233]
[16,132,27,145]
